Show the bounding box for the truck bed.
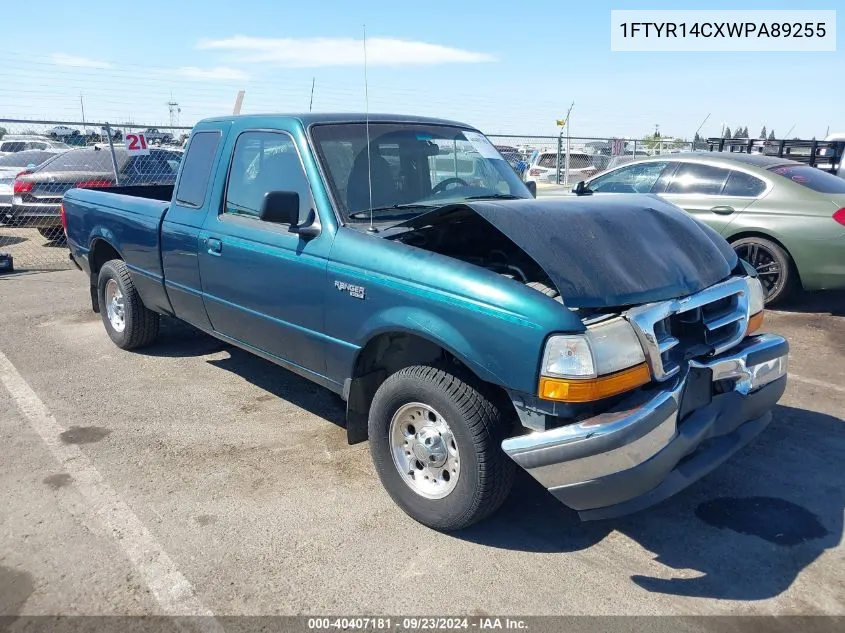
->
[63,187,172,310]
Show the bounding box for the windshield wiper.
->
[463,193,524,200]
[348,203,437,219]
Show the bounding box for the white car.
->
[0,135,69,154]
[524,150,600,185]
[46,125,78,137]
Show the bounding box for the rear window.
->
[0,142,26,153]
[768,164,845,194]
[174,131,221,208]
[537,154,558,168]
[40,149,128,172]
[0,150,57,167]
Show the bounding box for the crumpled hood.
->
[398,194,739,308]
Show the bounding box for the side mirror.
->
[259,190,300,225]
[572,180,591,196]
[525,180,537,198]
[258,190,320,239]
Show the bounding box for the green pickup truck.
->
[62,113,789,531]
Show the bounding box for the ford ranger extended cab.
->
[63,114,789,531]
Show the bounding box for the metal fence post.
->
[556,133,562,185]
[104,123,120,185]
[563,121,571,186]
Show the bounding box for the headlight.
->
[746,276,765,335]
[747,276,765,315]
[539,317,650,402]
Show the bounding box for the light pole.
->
[556,101,574,185]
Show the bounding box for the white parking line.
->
[790,373,845,395]
[0,350,223,631]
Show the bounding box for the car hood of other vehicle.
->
[394,194,739,308]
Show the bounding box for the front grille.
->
[626,277,751,381]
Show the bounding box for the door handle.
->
[207,237,222,256]
[710,205,736,215]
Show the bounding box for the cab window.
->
[225,131,312,223]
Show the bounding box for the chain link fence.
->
[1,119,696,272]
[1,119,190,271]
[487,135,695,188]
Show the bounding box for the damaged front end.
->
[386,195,788,519]
[502,276,789,521]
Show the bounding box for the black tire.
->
[731,237,796,305]
[97,259,160,350]
[368,364,515,531]
[526,280,563,303]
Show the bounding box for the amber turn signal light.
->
[746,311,765,336]
[539,362,651,403]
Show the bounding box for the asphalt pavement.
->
[1,270,843,618]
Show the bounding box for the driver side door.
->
[198,129,333,377]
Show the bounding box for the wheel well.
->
[88,239,123,312]
[344,332,511,444]
[726,231,803,288]
[89,239,122,274]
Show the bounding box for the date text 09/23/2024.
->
[306,617,528,630]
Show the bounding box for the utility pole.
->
[563,102,574,185]
[555,101,575,185]
[80,94,86,129]
[232,91,245,115]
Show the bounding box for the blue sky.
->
[1,0,841,139]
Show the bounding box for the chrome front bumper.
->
[502,333,788,520]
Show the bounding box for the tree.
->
[768,130,776,140]
[760,126,767,139]
[694,132,702,144]
[723,126,732,139]
[0,126,6,140]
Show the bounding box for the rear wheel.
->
[368,364,514,531]
[731,237,795,305]
[97,259,160,349]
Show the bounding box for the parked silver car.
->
[0,148,68,230]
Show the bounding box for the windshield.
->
[310,122,532,223]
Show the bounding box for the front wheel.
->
[731,237,796,305]
[97,259,160,349]
[368,364,515,531]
